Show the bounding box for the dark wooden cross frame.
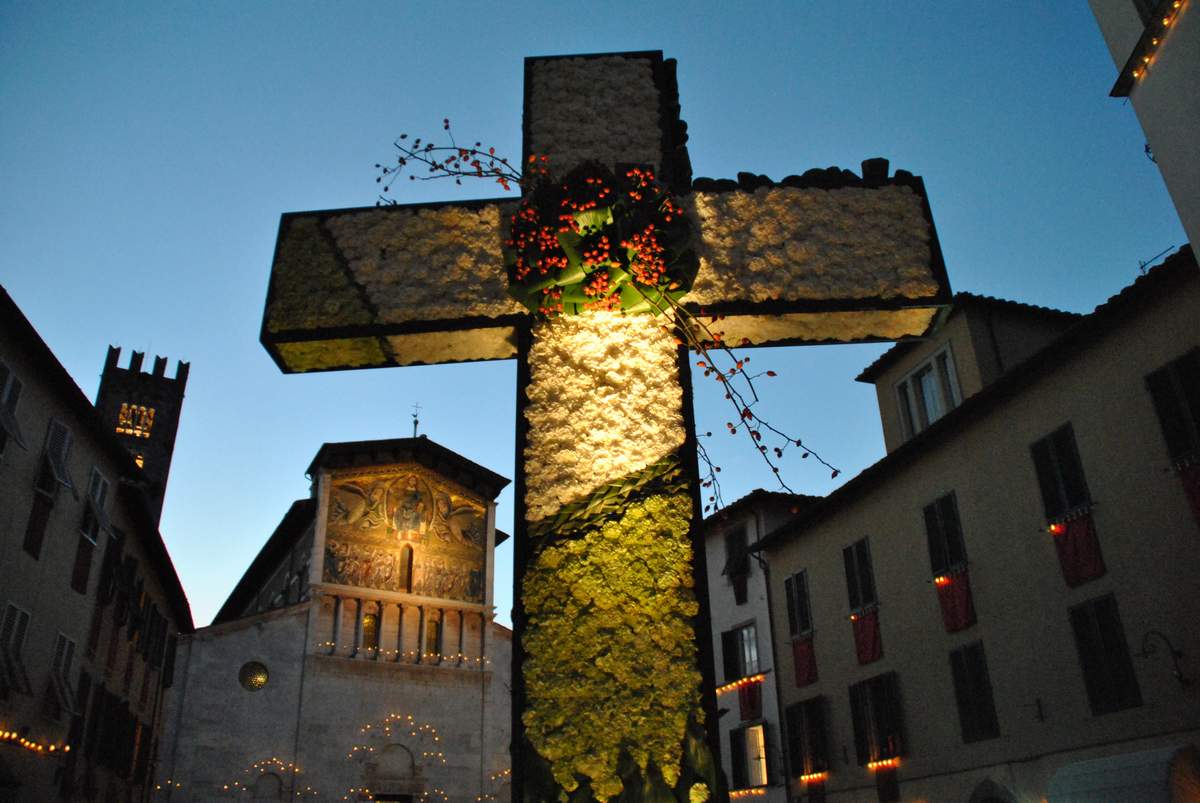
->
[260,51,950,802]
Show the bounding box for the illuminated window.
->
[729,723,769,789]
[239,661,269,691]
[721,623,758,683]
[362,612,380,651]
[896,346,960,441]
[133,453,145,469]
[115,403,155,438]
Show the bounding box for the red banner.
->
[1052,512,1106,587]
[738,681,762,720]
[792,635,818,687]
[935,571,976,632]
[852,608,882,665]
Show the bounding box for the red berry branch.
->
[375,123,839,510]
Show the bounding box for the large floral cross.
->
[260,51,949,802]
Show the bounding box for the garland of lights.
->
[219,757,318,798]
[505,161,697,318]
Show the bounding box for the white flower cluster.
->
[326,203,524,324]
[528,56,663,178]
[523,312,685,522]
[683,185,937,305]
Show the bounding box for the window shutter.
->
[1031,437,1063,518]
[71,535,95,594]
[939,495,967,567]
[1095,597,1142,711]
[843,545,861,610]
[784,576,798,637]
[161,636,178,689]
[1148,366,1193,460]
[855,541,876,607]
[923,502,948,575]
[794,572,811,633]
[1053,426,1090,509]
[875,673,903,759]
[1178,351,1200,438]
[807,697,829,773]
[722,630,739,682]
[848,682,870,765]
[784,702,803,772]
[730,727,748,788]
[967,644,1000,739]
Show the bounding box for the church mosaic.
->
[324,467,487,604]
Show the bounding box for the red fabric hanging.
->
[1179,461,1200,528]
[935,571,976,632]
[1052,511,1106,587]
[792,635,818,687]
[852,608,882,665]
[738,680,762,720]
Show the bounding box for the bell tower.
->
[95,346,189,523]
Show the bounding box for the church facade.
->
[157,438,512,803]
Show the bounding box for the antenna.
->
[411,402,422,438]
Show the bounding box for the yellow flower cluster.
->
[523,492,703,800]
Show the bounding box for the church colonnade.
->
[320,592,490,668]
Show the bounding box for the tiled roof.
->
[855,291,1082,383]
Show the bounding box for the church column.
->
[372,600,384,661]
[394,602,405,663]
[457,610,465,667]
[350,598,363,658]
[329,595,342,656]
[416,605,427,664]
[479,611,488,671]
[437,607,446,664]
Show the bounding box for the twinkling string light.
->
[0,727,71,755]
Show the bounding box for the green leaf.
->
[619,284,652,314]
[575,206,613,234]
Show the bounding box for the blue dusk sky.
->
[0,2,1185,628]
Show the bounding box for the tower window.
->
[895,346,961,440]
[116,403,155,438]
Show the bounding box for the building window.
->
[723,526,751,605]
[44,633,78,721]
[115,403,155,438]
[1031,423,1091,520]
[0,603,32,695]
[362,612,380,651]
[729,723,769,789]
[1069,595,1142,715]
[842,538,877,612]
[896,347,961,440]
[0,361,25,456]
[399,545,414,593]
[721,623,759,682]
[784,696,829,778]
[1146,349,1200,464]
[22,421,73,559]
[949,642,1000,742]
[784,570,813,637]
[923,492,967,576]
[848,672,904,765]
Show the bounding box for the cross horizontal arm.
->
[261,177,948,373]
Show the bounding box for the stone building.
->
[158,437,512,803]
[0,286,193,803]
[703,491,816,802]
[754,247,1200,801]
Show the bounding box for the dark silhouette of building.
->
[94,347,188,524]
